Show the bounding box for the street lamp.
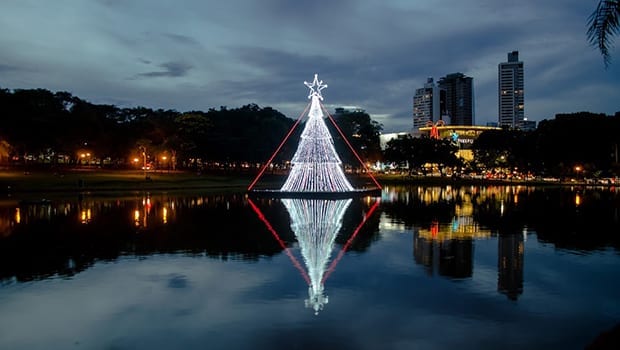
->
[80,152,91,167]
[161,155,168,173]
[574,165,583,182]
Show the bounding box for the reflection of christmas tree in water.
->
[281,198,352,314]
[281,75,353,192]
[248,197,380,315]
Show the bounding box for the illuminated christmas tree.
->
[280,74,354,192]
[281,198,352,314]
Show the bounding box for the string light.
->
[282,198,352,314]
[281,74,354,192]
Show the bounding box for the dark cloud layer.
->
[135,61,193,79]
[0,0,618,132]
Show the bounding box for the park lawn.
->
[0,169,285,195]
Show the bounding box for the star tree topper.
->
[304,74,327,100]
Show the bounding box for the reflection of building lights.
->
[162,207,168,224]
[80,209,92,224]
[15,208,20,224]
[142,197,152,210]
[430,221,439,237]
[418,222,491,241]
[134,210,140,226]
[575,193,581,206]
[500,200,505,216]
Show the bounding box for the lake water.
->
[0,185,619,350]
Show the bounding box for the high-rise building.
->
[438,73,474,125]
[498,51,524,128]
[413,78,446,130]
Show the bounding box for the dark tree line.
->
[383,135,460,173]
[382,111,620,178]
[472,112,620,177]
[0,87,382,171]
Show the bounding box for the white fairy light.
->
[282,198,352,314]
[304,73,327,100]
[281,74,354,192]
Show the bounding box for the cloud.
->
[0,0,618,130]
[162,33,201,47]
[0,64,21,73]
[133,61,193,79]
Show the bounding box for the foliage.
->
[0,88,298,169]
[384,135,460,173]
[473,112,620,177]
[587,0,620,68]
[329,110,383,166]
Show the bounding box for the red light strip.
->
[247,198,311,285]
[321,104,382,189]
[322,199,380,283]
[247,102,312,191]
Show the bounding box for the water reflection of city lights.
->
[15,208,20,224]
[162,207,168,224]
[418,221,490,241]
[134,210,140,227]
[575,193,581,206]
[80,209,92,224]
[143,196,152,209]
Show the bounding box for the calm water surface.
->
[0,185,619,350]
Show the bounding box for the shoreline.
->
[0,169,616,199]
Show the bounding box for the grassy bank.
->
[0,169,286,196]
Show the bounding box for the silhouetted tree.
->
[384,135,459,174]
[330,110,383,166]
[587,0,620,67]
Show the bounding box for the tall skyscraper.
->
[498,51,524,128]
[438,73,474,125]
[413,78,445,130]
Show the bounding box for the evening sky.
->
[1,0,618,132]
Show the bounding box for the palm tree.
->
[587,0,620,68]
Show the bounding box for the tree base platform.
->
[247,188,382,199]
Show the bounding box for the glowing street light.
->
[574,165,583,181]
[80,152,92,166]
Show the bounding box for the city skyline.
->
[1,0,618,133]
